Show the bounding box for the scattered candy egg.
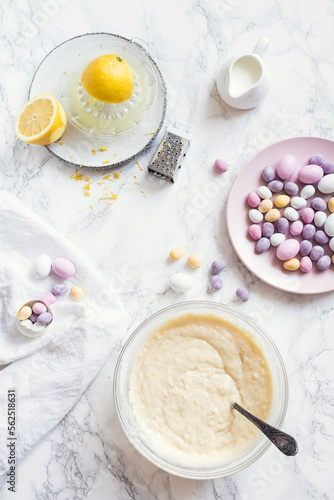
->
[29,312,38,323]
[277,217,290,234]
[262,166,275,183]
[324,213,334,236]
[329,237,334,252]
[262,222,274,238]
[283,182,299,196]
[290,220,303,236]
[52,283,68,297]
[51,257,76,279]
[302,207,314,224]
[290,196,307,210]
[258,199,273,213]
[32,302,47,315]
[321,161,334,174]
[169,247,184,261]
[298,164,324,184]
[276,154,297,180]
[284,207,299,221]
[188,254,201,269]
[310,245,324,261]
[332,255,334,265]
[300,240,312,256]
[300,256,313,273]
[18,306,32,321]
[311,197,327,211]
[265,208,280,222]
[210,276,223,291]
[328,197,334,213]
[41,292,56,305]
[270,233,286,246]
[318,174,334,194]
[169,273,193,292]
[21,319,33,328]
[214,159,228,174]
[247,192,261,208]
[283,258,300,271]
[267,180,283,192]
[302,224,316,240]
[300,185,315,199]
[314,230,329,245]
[256,186,272,199]
[276,239,300,261]
[249,209,263,223]
[308,153,324,166]
[71,286,85,300]
[255,238,270,253]
[34,254,52,279]
[211,259,226,274]
[314,211,327,227]
[37,312,53,325]
[274,195,290,208]
[248,225,262,240]
[317,255,331,271]
[236,287,249,302]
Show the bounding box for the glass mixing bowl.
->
[113,301,288,479]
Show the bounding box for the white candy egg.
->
[34,254,52,279]
[324,213,334,236]
[329,237,334,252]
[314,211,327,228]
[256,186,272,199]
[290,196,307,209]
[169,273,193,292]
[318,174,334,194]
[300,185,315,199]
[249,209,263,223]
[270,233,286,246]
[284,207,299,221]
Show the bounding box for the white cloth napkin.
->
[0,191,127,475]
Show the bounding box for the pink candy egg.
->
[300,256,313,273]
[248,224,262,240]
[298,164,324,184]
[290,220,303,236]
[276,155,297,180]
[214,159,228,174]
[247,192,261,207]
[32,302,47,315]
[276,239,300,261]
[41,292,57,305]
[302,207,314,224]
[51,257,76,279]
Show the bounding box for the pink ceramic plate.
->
[226,137,334,294]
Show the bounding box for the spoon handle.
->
[232,402,298,456]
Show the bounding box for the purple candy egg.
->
[302,224,316,240]
[256,237,270,253]
[310,245,324,261]
[37,312,53,325]
[32,301,47,315]
[308,154,324,166]
[311,197,327,211]
[314,230,329,245]
[52,283,68,297]
[322,161,334,175]
[300,240,313,256]
[262,222,275,238]
[267,180,283,193]
[283,182,299,196]
[317,255,331,271]
[211,259,226,274]
[262,166,275,183]
[277,217,290,234]
[29,312,39,323]
[210,276,223,291]
[236,287,249,302]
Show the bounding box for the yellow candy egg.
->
[275,195,290,208]
[283,258,300,271]
[332,255,334,265]
[328,197,334,213]
[258,199,273,213]
[18,305,32,321]
[188,254,201,269]
[71,286,85,300]
[265,208,280,222]
[169,247,184,261]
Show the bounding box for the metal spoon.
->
[232,402,298,456]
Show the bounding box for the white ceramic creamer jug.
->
[217,37,270,110]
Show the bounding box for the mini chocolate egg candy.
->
[258,199,273,213]
[71,286,85,300]
[301,207,314,224]
[330,237,334,252]
[270,233,286,247]
[265,209,280,223]
[276,239,300,261]
[277,217,290,234]
[317,255,331,271]
[169,247,184,261]
[314,230,329,245]
[188,254,201,269]
[283,258,300,271]
[29,312,38,323]
[321,161,334,174]
[249,209,263,223]
[34,254,52,279]
[308,153,324,166]
[276,155,297,180]
[328,197,334,213]
[51,257,76,279]
[210,259,226,274]
[18,305,32,321]
[290,220,303,237]
[37,312,53,325]
[247,192,261,208]
[300,185,315,199]
[236,287,249,302]
[210,276,223,291]
[283,182,299,196]
[332,255,334,265]
[255,237,270,253]
[310,245,324,262]
[324,213,334,236]
[267,180,283,193]
[214,159,228,174]
[300,256,313,273]
[262,222,274,238]
[262,166,275,183]
[302,224,316,240]
[256,186,272,199]
[300,240,312,257]
[21,319,33,328]
[32,302,47,315]
[298,164,324,184]
[311,197,327,211]
[284,207,299,222]
[314,211,326,228]
[248,224,262,241]
[31,323,46,332]
[318,173,334,194]
[52,283,68,297]
[41,292,56,305]
[290,196,307,210]
[274,195,290,208]
[169,273,193,292]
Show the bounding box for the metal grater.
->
[147,125,192,182]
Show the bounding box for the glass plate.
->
[29,33,167,168]
[226,137,334,294]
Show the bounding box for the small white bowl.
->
[16,300,53,338]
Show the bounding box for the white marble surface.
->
[1,0,334,498]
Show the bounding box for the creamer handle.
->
[252,37,269,58]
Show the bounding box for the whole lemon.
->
[81,54,134,104]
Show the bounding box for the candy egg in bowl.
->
[113,301,289,479]
[16,300,53,338]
